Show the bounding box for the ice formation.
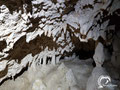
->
[0,58,93,90]
[0,0,120,85]
[87,41,118,90]
[93,42,105,67]
[87,46,114,90]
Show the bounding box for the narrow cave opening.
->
[75,49,95,60]
[74,48,96,67]
[72,38,96,60]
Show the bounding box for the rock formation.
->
[0,0,120,84]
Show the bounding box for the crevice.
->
[0,40,7,52]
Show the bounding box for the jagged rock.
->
[0,0,120,84]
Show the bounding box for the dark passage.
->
[75,49,95,60]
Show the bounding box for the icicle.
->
[51,48,56,65]
[31,61,37,72]
[37,58,40,65]
[43,55,47,65]
[39,58,42,65]
[51,54,55,65]
[47,28,52,37]
[63,23,67,33]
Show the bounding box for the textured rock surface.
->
[0,0,120,83]
[0,58,93,90]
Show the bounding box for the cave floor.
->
[0,58,93,90]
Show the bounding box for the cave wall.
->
[0,0,120,83]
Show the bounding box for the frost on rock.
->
[0,0,120,83]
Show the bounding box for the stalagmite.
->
[51,49,56,65]
[93,42,105,67]
[86,42,114,90]
[51,55,56,65]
